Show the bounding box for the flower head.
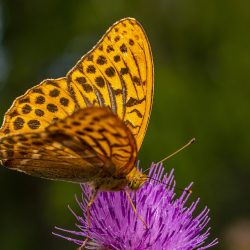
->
[54,163,218,249]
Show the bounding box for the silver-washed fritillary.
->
[0,18,154,240]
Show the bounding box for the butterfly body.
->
[90,167,148,191]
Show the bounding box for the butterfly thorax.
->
[91,168,147,192]
[92,176,128,191]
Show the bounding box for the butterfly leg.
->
[87,189,98,227]
[133,191,137,208]
[77,189,98,250]
[125,190,148,229]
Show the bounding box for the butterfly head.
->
[127,168,148,190]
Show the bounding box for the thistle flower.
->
[54,163,218,249]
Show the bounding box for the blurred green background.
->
[0,0,250,249]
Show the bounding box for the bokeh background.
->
[0,1,250,249]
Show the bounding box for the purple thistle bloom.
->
[54,163,218,249]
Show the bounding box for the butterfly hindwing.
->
[0,130,99,182]
[0,107,137,182]
[47,107,137,176]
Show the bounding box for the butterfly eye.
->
[128,179,140,190]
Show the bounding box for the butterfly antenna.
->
[142,138,195,194]
[148,176,192,194]
[157,138,196,165]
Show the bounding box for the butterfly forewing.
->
[1,18,153,151]
[0,78,77,136]
[0,107,137,182]
[67,18,153,150]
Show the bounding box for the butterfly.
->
[0,17,154,232]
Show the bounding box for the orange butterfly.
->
[0,18,154,232]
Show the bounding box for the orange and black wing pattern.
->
[67,18,153,150]
[0,18,153,150]
[0,107,137,182]
[0,78,77,136]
